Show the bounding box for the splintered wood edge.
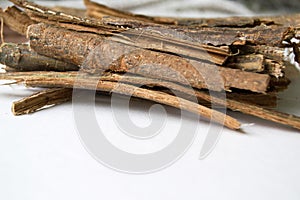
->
[12,88,73,115]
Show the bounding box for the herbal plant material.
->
[0,0,300,131]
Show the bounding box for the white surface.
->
[1,1,300,199]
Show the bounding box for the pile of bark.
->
[0,0,300,131]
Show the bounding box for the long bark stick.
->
[0,71,240,130]
[0,70,277,107]
[1,71,299,130]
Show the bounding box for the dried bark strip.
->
[99,73,277,108]
[0,70,277,107]
[103,48,270,93]
[0,70,276,107]
[27,23,105,65]
[14,0,297,71]
[1,71,299,130]
[24,79,296,130]
[0,71,240,129]
[35,9,296,48]
[0,6,34,35]
[105,74,298,130]
[182,26,295,47]
[11,0,299,48]
[224,98,300,130]
[96,16,294,47]
[25,17,228,65]
[0,43,79,72]
[12,88,73,115]
[27,23,270,93]
[14,0,293,55]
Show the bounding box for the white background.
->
[1,1,300,199]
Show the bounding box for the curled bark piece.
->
[26,19,228,65]
[0,43,79,72]
[12,88,73,115]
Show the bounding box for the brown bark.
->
[27,9,295,48]
[10,0,299,48]
[11,0,294,51]
[0,71,240,130]
[4,0,299,131]
[25,18,228,65]
[102,48,271,93]
[0,6,34,35]
[27,23,271,93]
[0,70,277,107]
[12,88,73,115]
[2,71,300,130]
[0,43,79,72]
